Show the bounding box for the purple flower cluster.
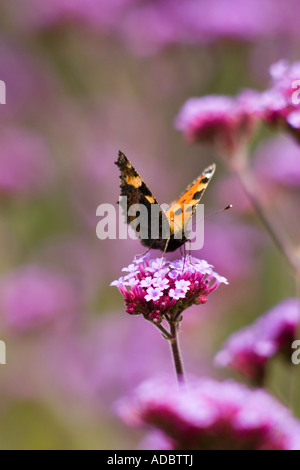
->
[175,95,257,153]
[176,60,300,150]
[246,60,300,133]
[111,255,228,323]
[117,377,300,450]
[215,298,300,382]
[9,1,300,55]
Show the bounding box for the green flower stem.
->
[169,322,185,384]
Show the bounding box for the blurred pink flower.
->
[0,127,55,197]
[269,60,300,101]
[121,0,300,54]
[287,111,300,130]
[175,95,257,155]
[178,0,277,40]
[0,265,78,332]
[9,1,300,54]
[240,61,300,135]
[140,431,173,451]
[117,376,300,450]
[216,328,274,384]
[215,298,300,382]
[176,60,300,151]
[9,0,133,31]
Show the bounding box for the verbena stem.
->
[155,322,173,340]
[169,322,185,384]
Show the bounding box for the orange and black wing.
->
[115,151,168,248]
[116,151,158,213]
[165,164,216,237]
[115,153,215,252]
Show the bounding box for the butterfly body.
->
[141,227,189,252]
[115,151,215,252]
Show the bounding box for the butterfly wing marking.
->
[165,164,216,235]
[115,151,169,247]
[115,153,216,252]
[116,151,158,209]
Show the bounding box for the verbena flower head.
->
[117,377,300,450]
[269,60,300,104]
[111,255,228,323]
[215,298,300,382]
[175,95,257,155]
[175,60,300,152]
[242,60,300,137]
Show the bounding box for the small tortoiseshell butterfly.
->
[116,151,216,253]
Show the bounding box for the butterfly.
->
[115,151,216,253]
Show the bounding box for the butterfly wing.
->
[165,164,216,236]
[115,153,215,252]
[116,151,158,212]
[115,151,169,248]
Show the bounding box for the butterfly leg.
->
[182,245,187,272]
[136,247,151,258]
[184,239,193,265]
[189,239,193,264]
[160,238,170,269]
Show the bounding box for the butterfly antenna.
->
[204,205,233,220]
[189,205,232,232]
